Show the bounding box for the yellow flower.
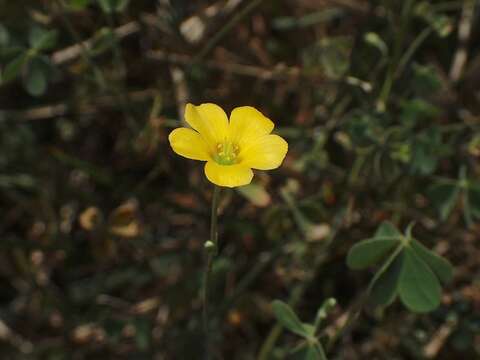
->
[169,103,288,188]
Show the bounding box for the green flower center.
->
[213,142,240,165]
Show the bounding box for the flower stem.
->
[203,185,220,359]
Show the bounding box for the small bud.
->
[325,298,336,309]
[204,241,215,251]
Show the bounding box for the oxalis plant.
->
[169,103,288,359]
[168,103,453,359]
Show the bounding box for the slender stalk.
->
[395,27,433,78]
[203,185,221,360]
[376,0,415,112]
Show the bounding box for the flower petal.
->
[204,161,253,188]
[185,103,229,147]
[229,106,274,148]
[240,134,288,170]
[169,128,211,161]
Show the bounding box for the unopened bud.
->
[204,241,215,251]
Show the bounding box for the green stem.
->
[395,27,433,78]
[203,185,221,359]
[376,0,415,112]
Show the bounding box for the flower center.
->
[213,142,240,165]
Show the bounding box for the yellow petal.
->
[204,161,253,188]
[185,103,229,147]
[228,106,274,148]
[240,134,288,170]
[169,128,211,161]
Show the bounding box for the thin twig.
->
[449,0,475,82]
[51,21,140,65]
[423,316,457,358]
[0,318,33,354]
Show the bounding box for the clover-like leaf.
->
[272,300,309,338]
[347,222,452,313]
[398,247,441,313]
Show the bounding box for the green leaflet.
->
[398,247,441,313]
[347,238,398,270]
[370,251,404,306]
[272,300,309,338]
[374,221,402,238]
[410,239,453,285]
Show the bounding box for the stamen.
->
[214,141,240,165]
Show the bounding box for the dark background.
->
[0,0,479,359]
